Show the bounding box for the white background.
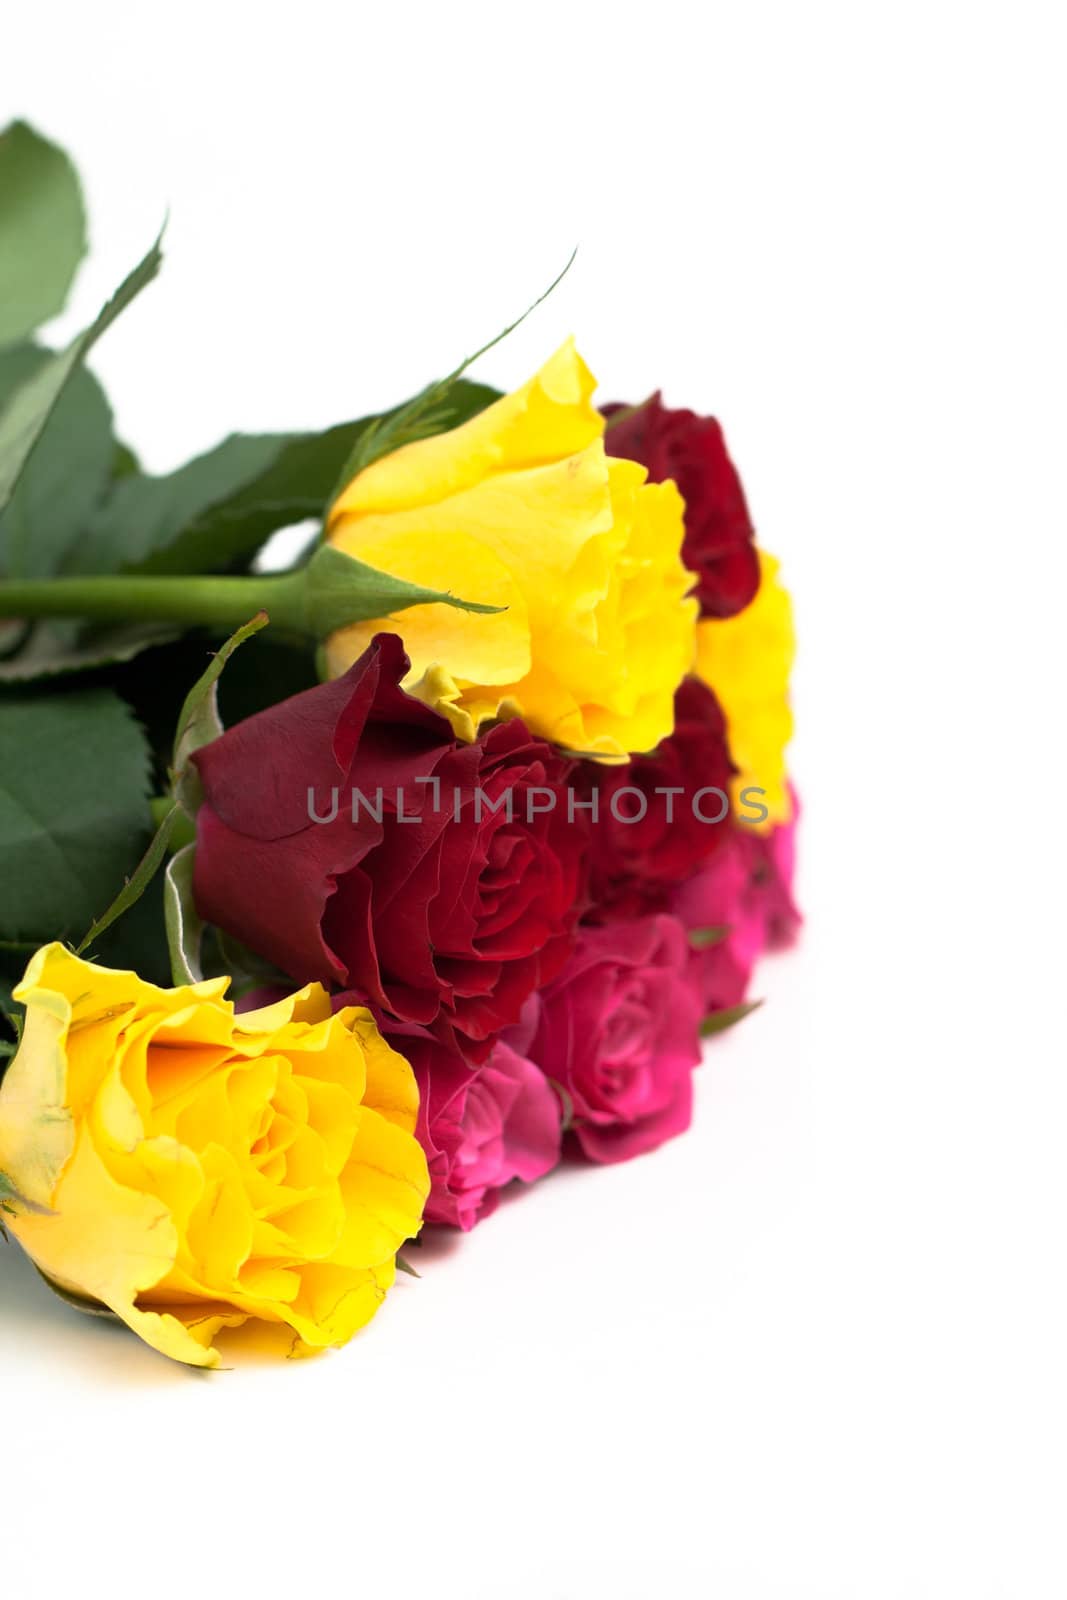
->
[3,4,1066,1596]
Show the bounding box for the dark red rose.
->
[192,633,586,1060]
[604,394,759,618]
[383,1021,563,1230]
[577,676,735,920]
[518,915,703,1164]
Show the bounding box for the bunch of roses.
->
[191,345,800,1228]
[0,123,797,1368]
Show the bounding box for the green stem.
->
[0,571,308,634]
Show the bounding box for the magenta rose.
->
[749,793,802,950]
[672,838,765,1012]
[604,394,759,618]
[385,1023,562,1229]
[192,633,586,1060]
[576,676,735,920]
[672,802,801,1014]
[520,915,702,1164]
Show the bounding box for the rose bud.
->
[192,633,586,1061]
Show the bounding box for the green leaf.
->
[0,232,162,519]
[72,393,499,583]
[110,440,140,479]
[0,122,87,346]
[689,925,729,949]
[327,247,576,500]
[700,999,763,1038]
[0,345,115,579]
[68,432,291,576]
[171,611,269,812]
[67,615,270,954]
[0,688,151,942]
[301,544,504,637]
[164,843,203,984]
[0,619,178,683]
[121,421,379,577]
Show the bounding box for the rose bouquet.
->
[0,123,799,1367]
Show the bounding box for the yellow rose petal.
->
[695,548,796,827]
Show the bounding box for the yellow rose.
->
[0,945,428,1368]
[325,339,698,761]
[695,549,795,827]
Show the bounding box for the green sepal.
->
[330,379,500,506]
[75,806,183,957]
[164,843,204,985]
[329,249,574,501]
[298,545,503,638]
[33,1264,116,1317]
[700,999,763,1037]
[171,611,269,813]
[213,930,290,1001]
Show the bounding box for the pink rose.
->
[750,800,802,950]
[523,915,702,1164]
[672,802,802,1014]
[393,1026,563,1230]
[672,840,765,1011]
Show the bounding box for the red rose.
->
[577,676,735,920]
[604,394,759,617]
[192,633,585,1060]
[520,915,703,1164]
[386,1021,563,1229]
